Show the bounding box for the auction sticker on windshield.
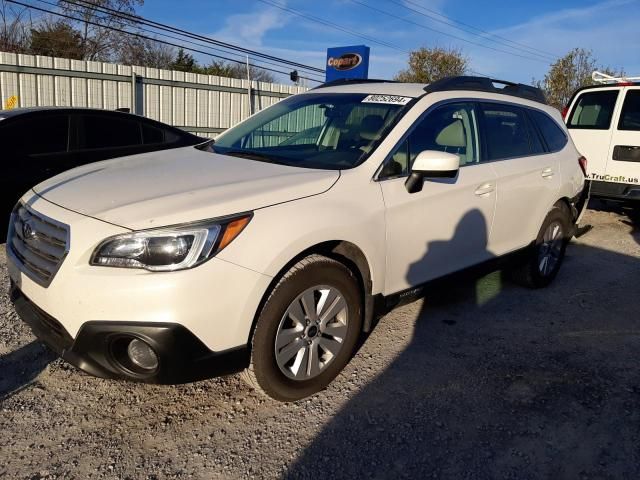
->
[362,94,412,105]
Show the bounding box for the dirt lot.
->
[1,202,639,480]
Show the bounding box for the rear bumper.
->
[589,180,640,202]
[571,181,591,225]
[9,283,249,384]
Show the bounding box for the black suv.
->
[0,107,206,239]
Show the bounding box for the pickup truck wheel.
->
[242,254,362,402]
[509,205,571,289]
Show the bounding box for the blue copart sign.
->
[325,45,370,82]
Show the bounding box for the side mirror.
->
[405,150,460,193]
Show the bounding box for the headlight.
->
[90,214,251,271]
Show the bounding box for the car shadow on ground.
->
[285,208,640,480]
[0,341,56,401]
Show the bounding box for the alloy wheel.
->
[274,285,349,381]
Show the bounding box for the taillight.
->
[578,156,588,176]
[561,106,569,119]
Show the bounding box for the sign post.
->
[325,45,370,83]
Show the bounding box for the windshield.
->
[211,93,411,170]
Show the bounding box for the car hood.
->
[33,146,340,230]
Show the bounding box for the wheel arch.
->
[246,240,378,348]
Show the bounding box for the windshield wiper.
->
[221,149,285,164]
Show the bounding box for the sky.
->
[139,0,640,86]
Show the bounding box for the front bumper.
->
[9,283,249,383]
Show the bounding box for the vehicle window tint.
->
[142,123,165,144]
[619,90,640,131]
[78,114,141,149]
[526,113,546,155]
[481,104,533,160]
[164,129,181,143]
[0,115,68,155]
[381,102,479,178]
[529,109,568,152]
[568,90,618,129]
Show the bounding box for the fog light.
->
[127,338,159,371]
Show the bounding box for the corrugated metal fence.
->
[0,52,307,137]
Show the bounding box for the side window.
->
[77,114,142,150]
[529,109,568,152]
[142,123,165,144]
[568,90,619,130]
[380,102,479,178]
[618,90,640,131]
[1,115,69,155]
[481,103,534,160]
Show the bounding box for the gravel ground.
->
[1,202,639,480]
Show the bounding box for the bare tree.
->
[395,46,468,83]
[58,0,143,61]
[0,0,30,53]
[117,36,175,69]
[534,48,624,110]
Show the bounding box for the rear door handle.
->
[541,167,554,178]
[474,183,495,196]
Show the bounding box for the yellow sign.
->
[4,95,18,110]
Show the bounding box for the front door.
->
[379,101,497,295]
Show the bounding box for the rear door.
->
[566,88,622,181]
[67,112,144,167]
[481,102,561,255]
[604,87,640,185]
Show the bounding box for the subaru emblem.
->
[22,220,37,242]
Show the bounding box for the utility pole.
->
[246,55,253,115]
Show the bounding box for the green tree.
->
[29,21,85,59]
[534,48,623,110]
[395,46,468,83]
[201,60,275,83]
[169,48,198,72]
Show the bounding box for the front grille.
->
[8,204,70,287]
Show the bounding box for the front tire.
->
[243,254,362,402]
[510,204,571,288]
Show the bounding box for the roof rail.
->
[424,76,547,104]
[592,70,640,84]
[312,78,397,90]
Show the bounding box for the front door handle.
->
[541,167,554,178]
[474,183,495,196]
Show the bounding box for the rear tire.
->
[243,254,362,402]
[509,204,571,289]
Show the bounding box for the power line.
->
[348,0,553,64]
[60,0,325,74]
[392,0,560,61]
[7,0,324,82]
[257,0,495,78]
[256,0,411,54]
[34,0,322,77]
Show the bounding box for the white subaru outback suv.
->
[7,76,587,401]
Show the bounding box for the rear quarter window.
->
[529,110,568,152]
[568,90,619,130]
